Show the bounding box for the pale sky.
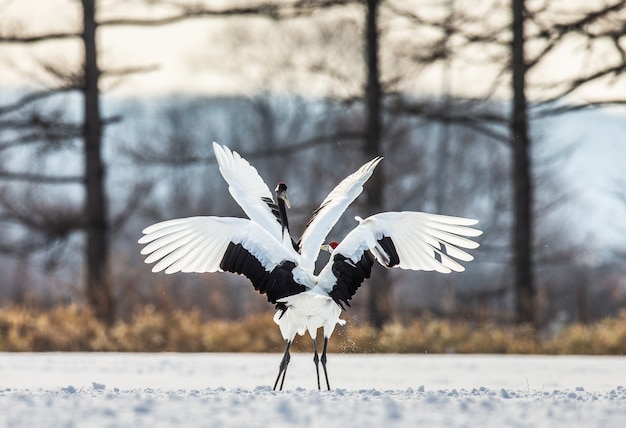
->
[542,109,626,252]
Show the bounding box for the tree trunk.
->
[364,0,391,329]
[511,0,535,325]
[82,0,113,324]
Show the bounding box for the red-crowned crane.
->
[139,143,482,391]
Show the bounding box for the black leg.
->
[273,340,291,391]
[312,337,321,390]
[321,337,331,390]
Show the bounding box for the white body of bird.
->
[274,291,345,341]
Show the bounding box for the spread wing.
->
[298,156,382,271]
[213,142,282,240]
[317,212,482,308]
[139,216,305,303]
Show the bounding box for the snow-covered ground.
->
[1,353,625,427]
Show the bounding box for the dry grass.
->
[1,305,626,354]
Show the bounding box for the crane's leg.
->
[312,337,321,390]
[321,337,331,390]
[273,340,292,391]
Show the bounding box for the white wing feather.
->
[317,211,482,292]
[139,216,294,274]
[298,156,382,271]
[212,142,282,240]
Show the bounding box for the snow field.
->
[1,353,625,427]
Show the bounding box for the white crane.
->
[139,143,482,390]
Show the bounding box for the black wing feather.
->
[378,236,400,267]
[328,251,375,310]
[220,242,306,304]
[261,197,281,224]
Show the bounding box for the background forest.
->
[1,0,626,350]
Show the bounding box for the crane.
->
[139,143,482,390]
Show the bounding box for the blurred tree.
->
[82,0,113,324]
[0,0,307,322]
[511,0,534,325]
[0,0,117,322]
[384,0,626,325]
[363,0,391,329]
[2,0,624,326]
[111,0,626,326]
[510,0,626,324]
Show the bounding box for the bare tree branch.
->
[110,181,154,234]
[535,63,626,105]
[101,8,279,26]
[0,31,81,44]
[0,171,84,184]
[388,97,510,144]
[534,99,626,116]
[0,187,84,236]
[0,88,75,115]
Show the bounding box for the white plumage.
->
[297,156,383,271]
[139,143,482,390]
[141,217,290,274]
[212,143,286,244]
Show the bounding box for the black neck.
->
[277,195,290,238]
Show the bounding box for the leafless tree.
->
[0,0,318,322]
[381,0,626,325]
[362,0,392,329]
[510,0,535,324]
[4,0,622,327]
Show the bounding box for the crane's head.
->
[275,182,290,209]
[321,241,339,254]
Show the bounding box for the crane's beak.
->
[277,190,291,209]
[320,244,336,254]
[321,241,339,254]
